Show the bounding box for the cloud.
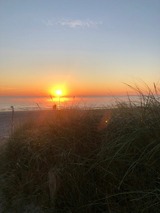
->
[58,19,102,28]
[43,19,102,29]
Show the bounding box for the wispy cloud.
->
[43,19,102,29]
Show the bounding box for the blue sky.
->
[0,0,160,95]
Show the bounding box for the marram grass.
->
[0,88,160,212]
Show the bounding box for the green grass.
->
[0,87,160,212]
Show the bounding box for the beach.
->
[0,110,57,142]
[0,102,160,212]
[0,111,13,141]
[0,109,106,141]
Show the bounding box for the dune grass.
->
[0,86,160,212]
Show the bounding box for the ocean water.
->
[0,95,139,112]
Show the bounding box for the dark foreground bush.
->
[0,94,160,212]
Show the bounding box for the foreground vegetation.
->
[0,88,160,212]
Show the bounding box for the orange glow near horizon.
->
[0,81,141,97]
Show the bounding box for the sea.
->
[0,95,140,112]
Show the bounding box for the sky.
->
[0,0,160,96]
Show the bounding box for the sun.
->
[55,89,62,96]
[49,84,68,97]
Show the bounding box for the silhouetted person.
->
[53,104,57,110]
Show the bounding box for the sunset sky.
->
[0,0,160,96]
